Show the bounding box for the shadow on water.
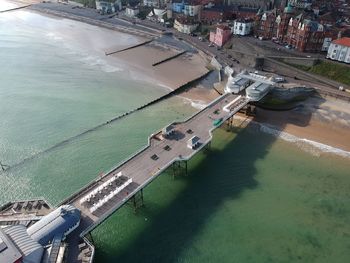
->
[93,95,320,262]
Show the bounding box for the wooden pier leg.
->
[185,161,188,176]
[133,195,137,213]
[172,162,176,179]
[88,232,94,244]
[141,189,144,207]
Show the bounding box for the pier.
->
[58,93,249,261]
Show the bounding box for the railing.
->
[79,95,250,236]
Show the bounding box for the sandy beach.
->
[4,0,350,156]
[233,95,350,154]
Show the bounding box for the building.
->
[187,136,200,149]
[245,81,272,101]
[225,71,275,101]
[255,10,277,39]
[125,6,140,17]
[172,0,185,13]
[327,37,350,63]
[147,8,167,22]
[174,17,199,33]
[200,6,232,24]
[232,18,254,35]
[288,0,312,9]
[274,3,294,43]
[284,16,330,52]
[143,0,165,8]
[95,1,116,14]
[227,0,275,9]
[27,205,81,246]
[210,25,231,47]
[225,72,251,93]
[183,2,201,17]
[162,125,175,136]
[0,225,44,263]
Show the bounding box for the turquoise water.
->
[92,128,350,263]
[0,10,195,203]
[1,9,350,263]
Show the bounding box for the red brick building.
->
[274,4,294,43]
[284,14,337,52]
[254,9,277,39]
[200,7,234,24]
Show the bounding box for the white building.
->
[174,18,198,34]
[95,1,116,14]
[183,3,201,17]
[187,136,200,149]
[322,37,333,52]
[232,19,253,36]
[143,0,165,8]
[326,37,350,63]
[147,8,167,23]
[126,6,139,17]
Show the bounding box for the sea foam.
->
[234,116,350,158]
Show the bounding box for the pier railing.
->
[79,95,250,236]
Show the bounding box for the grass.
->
[289,61,350,86]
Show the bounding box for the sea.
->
[0,5,349,263]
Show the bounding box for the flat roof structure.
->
[27,205,81,246]
[225,71,275,100]
[246,82,272,101]
[0,228,22,263]
[2,225,44,263]
[225,74,251,94]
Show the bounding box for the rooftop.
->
[0,228,22,263]
[3,225,44,263]
[332,37,350,47]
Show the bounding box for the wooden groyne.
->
[152,50,186,66]
[0,5,31,13]
[1,70,212,175]
[105,39,153,56]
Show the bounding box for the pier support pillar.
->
[226,116,233,131]
[87,232,94,244]
[131,189,144,212]
[172,161,188,179]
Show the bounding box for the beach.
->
[232,95,350,155]
[1,2,350,263]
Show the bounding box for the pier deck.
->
[64,94,249,238]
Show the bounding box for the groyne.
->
[0,5,31,13]
[105,39,153,56]
[152,50,186,66]
[1,70,212,174]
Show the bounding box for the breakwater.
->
[152,50,187,66]
[1,70,212,174]
[105,39,153,56]
[0,4,31,13]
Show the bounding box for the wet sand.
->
[239,96,350,153]
[114,43,209,89]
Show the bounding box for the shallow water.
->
[0,9,195,203]
[1,8,349,263]
[92,128,350,263]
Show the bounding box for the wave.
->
[44,32,123,73]
[234,116,350,158]
[81,56,123,73]
[179,96,207,110]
